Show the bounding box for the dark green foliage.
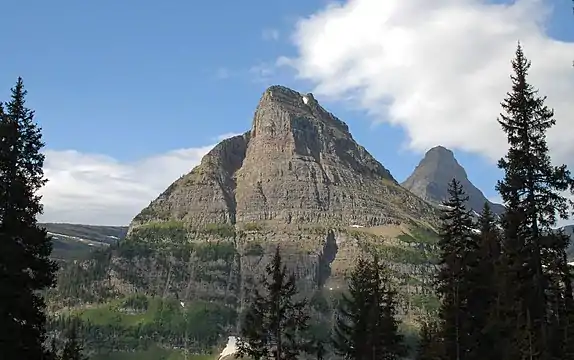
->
[495,43,574,359]
[415,321,441,360]
[61,323,88,360]
[467,202,504,360]
[130,221,188,244]
[309,290,331,314]
[122,294,149,311]
[47,297,236,355]
[435,179,477,360]
[236,246,310,360]
[333,255,406,360]
[0,78,58,359]
[244,242,265,256]
[51,236,237,308]
[200,223,236,238]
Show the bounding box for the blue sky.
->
[1,0,573,225]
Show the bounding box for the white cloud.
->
[38,144,216,226]
[262,28,280,41]
[283,0,574,167]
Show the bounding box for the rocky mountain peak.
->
[402,146,505,215]
[251,85,350,140]
[130,85,439,229]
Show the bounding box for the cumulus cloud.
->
[38,144,217,226]
[283,0,574,166]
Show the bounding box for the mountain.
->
[40,223,128,261]
[131,86,437,230]
[402,145,505,215]
[50,85,442,358]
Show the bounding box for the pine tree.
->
[495,43,574,360]
[435,178,476,360]
[236,246,310,360]
[333,254,405,360]
[0,78,58,359]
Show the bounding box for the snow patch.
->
[218,336,238,360]
[302,95,309,104]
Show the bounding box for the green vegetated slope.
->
[48,219,440,358]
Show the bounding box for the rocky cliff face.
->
[132,85,439,230]
[402,146,505,215]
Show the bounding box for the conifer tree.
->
[495,43,574,360]
[236,246,310,360]
[333,254,405,360]
[466,203,503,360]
[0,78,57,359]
[61,324,87,360]
[332,256,374,359]
[435,178,476,360]
[44,337,60,360]
[370,254,406,360]
[415,321,441,360]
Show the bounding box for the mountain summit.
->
[131,85,438,229]
[402,146,505,215]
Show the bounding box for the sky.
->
[1,0,573,226]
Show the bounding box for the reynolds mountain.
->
[402,145,505,215]
[51,85,442,358]
[131,86,437,229]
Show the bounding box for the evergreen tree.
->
[435,178,476,360]
[236,246,310,360]
[0,78,58,359]
[415,321,441,360]
[333,256,374,360]
[495,43,574,360]
[466,203,503,360]
[61,324,87,360]
[370,254,406,360]
[44,337,60,360]
[333,254,405,360]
